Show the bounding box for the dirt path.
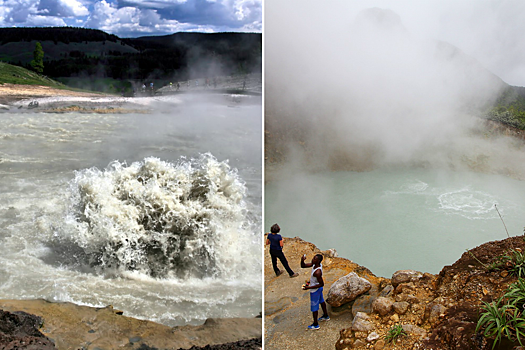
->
[264,236,385,350]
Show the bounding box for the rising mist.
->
[265,3,525,178]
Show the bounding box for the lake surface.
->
[0,94,262,326]
[265,167,525,277]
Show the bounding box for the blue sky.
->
[0,0,261,37]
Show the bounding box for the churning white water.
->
[265,167,525,277]
[0,94,261,326]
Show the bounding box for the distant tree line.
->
[0,27,261,91]
[0,27,119,45]
[42,31,260,81]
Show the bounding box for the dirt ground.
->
[265,235,525,350]
[0,83,104,105]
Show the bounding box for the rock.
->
[379,285,394,297]
[392,301,410,315]
[353,339,366,347]
[374,339,385,349]
[327,272,372,307]
[372,297,393,316]
[321,248,338,258]
[390,314,399,322]
[352,294,374,316]
[426,303,446,326]
[391,270,423,287]
[402,324,427,337]
[0,104,9,110]
[351,312,375,332]
[0,309,56,349]
[367,332,380,342]
[331,300,354,317]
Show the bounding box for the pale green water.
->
[265,168,525,277]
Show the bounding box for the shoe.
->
[318,315,330,322]
[290,272,299,278]
[307,323,320,330]
[276,270,283,276]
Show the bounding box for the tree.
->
[30,42,44,74]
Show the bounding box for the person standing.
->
[301,253,330,330]
[266,224,299,278]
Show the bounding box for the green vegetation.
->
[30,42,44,74]
[477,279,525,348]
[0,61,61,87]
[385,324,407,343]
[485,86,525,130]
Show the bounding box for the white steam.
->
[266,3,525,175]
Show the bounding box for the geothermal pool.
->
[0,94,262,326]
[265,167,525,277]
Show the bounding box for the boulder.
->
[327,272,372,307]
[391,270,423,287]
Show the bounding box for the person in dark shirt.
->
[266,223,299,278]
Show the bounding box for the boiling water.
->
[0,94,262,326]
[265,168,525,277]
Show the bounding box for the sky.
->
[0,0,261,37]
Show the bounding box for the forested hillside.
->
[0,27,261,93]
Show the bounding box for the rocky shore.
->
[265,234,525,350]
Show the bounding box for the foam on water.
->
[48,153,259,280]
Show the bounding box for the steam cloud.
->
[266,2,525,177]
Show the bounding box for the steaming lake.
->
[0,94,262,326]
[265,168,525,277]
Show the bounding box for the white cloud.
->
[61,0,89,16]
[28,13,67,25]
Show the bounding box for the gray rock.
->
[372,297,393,316]
[351,312,374,332]
[321,248,338,258]
[367,332,380,342]
[352,294,375,316]
[391,270,423,286]
[379,285,394,297]
[326,272,371,307]
[392,301,410,315]
[402,324,427,337]
[426,303,446,326]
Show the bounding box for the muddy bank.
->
[0,299,261,350]
[265,235,524,350]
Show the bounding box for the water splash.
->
[52,153,259,280]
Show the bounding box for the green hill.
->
[0,61,64,87]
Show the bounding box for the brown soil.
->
[0,83,104,105]
[265,235,525,350]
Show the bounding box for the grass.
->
[0,61,106,95]
[385,324,407,343]
[0,61,64,87]
[477,279,525,348]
